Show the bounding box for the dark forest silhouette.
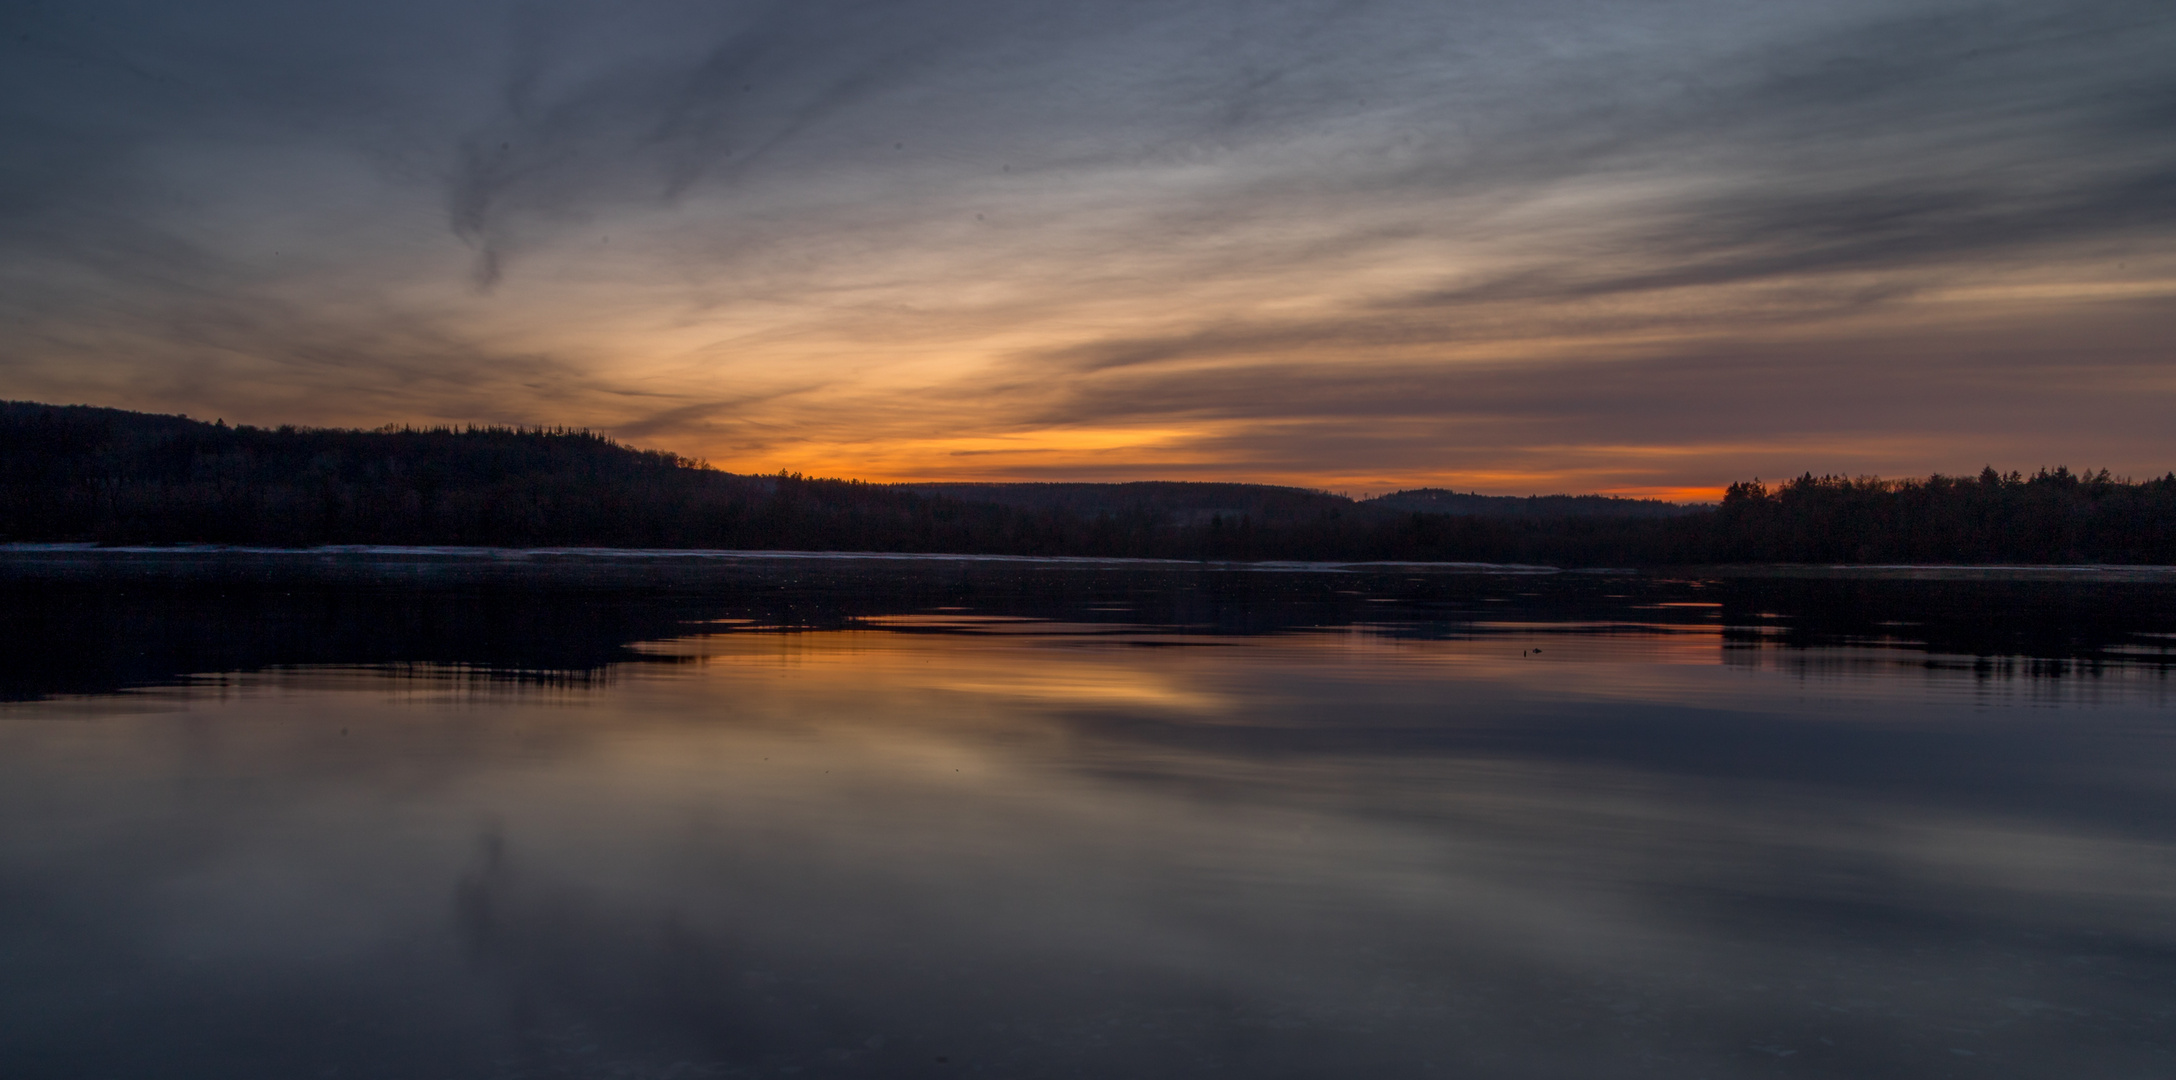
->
[4,402,2172,564]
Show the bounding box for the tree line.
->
[3,402,2171,564]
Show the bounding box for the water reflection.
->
[1,561,2173,1078]
[4,559,2174,702]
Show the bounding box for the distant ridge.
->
[900,481,1349,525]
[905,482,1702,522]
[1365,489,1702,519]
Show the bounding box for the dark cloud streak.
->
[2,0,2172,487]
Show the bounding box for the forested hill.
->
[905,482,1351,523]
[3,401,2173,564]
[1366,489,1702,518]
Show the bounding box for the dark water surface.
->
[3,551,2174,1078]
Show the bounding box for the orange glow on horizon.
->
[1596,486,1727,503]
[696,448,1736,503]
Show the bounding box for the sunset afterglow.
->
[3,0,2171,493]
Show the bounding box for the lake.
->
[2,550,2173,1078]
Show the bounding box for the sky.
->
[1,0,2171,498]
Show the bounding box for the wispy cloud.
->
[2,0,2172,489]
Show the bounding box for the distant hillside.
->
[4,402,2172,564]
[911,483,1704,522]
[903,482,1349,526]
[1366,489,1702,518]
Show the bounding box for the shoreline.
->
[3,543,2175,583]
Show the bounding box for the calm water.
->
[3,553,2174,1078]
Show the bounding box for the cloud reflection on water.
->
[3,614,2175,1077]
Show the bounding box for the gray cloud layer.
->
[2,0,2172,489]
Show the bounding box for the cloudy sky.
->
[1,0,2170,496]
